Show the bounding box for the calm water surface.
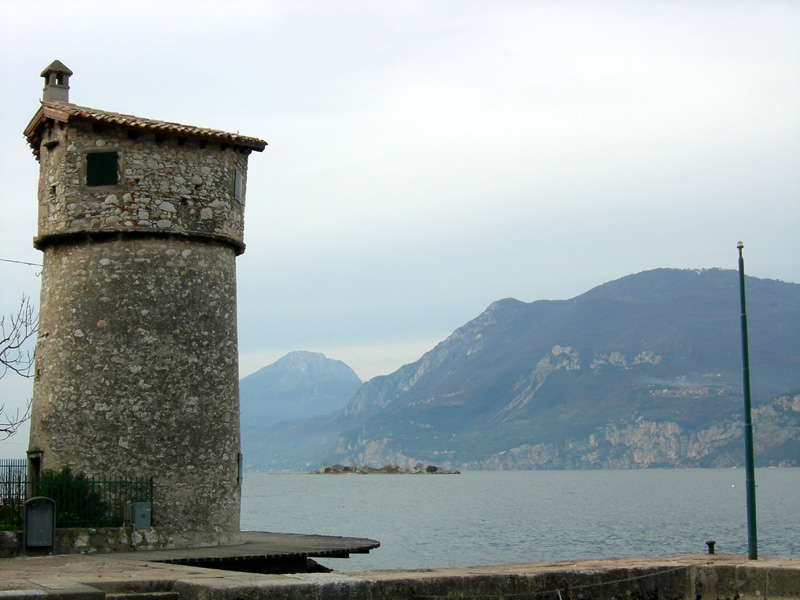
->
[241,469,799,571]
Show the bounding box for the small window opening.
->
[233,168,243,203]
[86,151,118,187]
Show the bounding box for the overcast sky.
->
[1,1,798,456]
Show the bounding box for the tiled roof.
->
[24,101,267,154]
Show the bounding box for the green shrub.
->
[0,498,23,529]
[31,466,107,526]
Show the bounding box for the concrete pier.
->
[1,551,798,599]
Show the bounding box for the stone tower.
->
[24,61,266,547]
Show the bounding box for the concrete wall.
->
[175,559,800,600]
[2,553,799,598]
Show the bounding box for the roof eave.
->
[23,102,267,156]
[65,111,268,152]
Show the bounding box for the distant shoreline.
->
[310,464,460,475]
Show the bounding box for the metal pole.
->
[737,241,758,560]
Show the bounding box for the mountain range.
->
[240,269,800,471]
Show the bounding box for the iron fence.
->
[0,464,152,529]
[0,458,27,481]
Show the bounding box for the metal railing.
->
[0,458,26,481]
[0,464,152,529]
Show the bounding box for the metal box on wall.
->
[129,501,152,529]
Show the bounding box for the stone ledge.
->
[1,553,799,600]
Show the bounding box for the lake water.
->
[240,468,799,572]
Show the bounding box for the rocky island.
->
[312,463,460,475]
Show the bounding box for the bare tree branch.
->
[0,399,31,441]
[1,295,38,379]
[1,295,38,440]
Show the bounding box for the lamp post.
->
[737,241,758,560]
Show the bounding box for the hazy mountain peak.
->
[240,351,362,427]
[273,350,352,373]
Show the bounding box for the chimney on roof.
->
[41,60,72,103]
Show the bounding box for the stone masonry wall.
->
[0,526,212,558]
[28,116,251,546]
[35,119,250,251]
[29,236,242,541]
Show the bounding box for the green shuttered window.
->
[86,151,118,187]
